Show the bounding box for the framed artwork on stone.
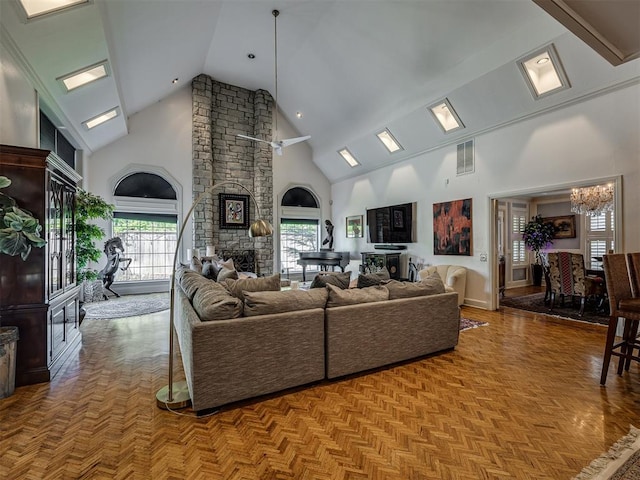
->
[219,193,249,229]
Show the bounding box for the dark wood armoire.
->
[0,144,82,386]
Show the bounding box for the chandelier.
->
[570,184,614,216]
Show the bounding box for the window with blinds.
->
[586,211,614,269]
[512,210,527,265]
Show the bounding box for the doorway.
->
[489,175,622,311]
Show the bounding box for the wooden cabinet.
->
[0,144,82,386]
[360,252,403,280]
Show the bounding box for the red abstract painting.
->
[433,198,472,255]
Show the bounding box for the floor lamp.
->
[156,181,273,410]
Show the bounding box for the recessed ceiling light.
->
[18,0,88,19]
[83,107,119,130]
[518,44,570,99]
[428,98,464,133]
[247,53,256,59]
[296,111,303,118]
[57,61,109,92]
[172,78,179,84]
[338,148,359,167]
[376,128,403,153]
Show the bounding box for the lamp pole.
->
[156,181,272,410]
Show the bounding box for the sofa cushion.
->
[243,288,328,316]
[180,269,211,300]
[357,268,391,288]
[385,279,442,300]
[310,271,352,289]
[326,283,389,307]
[419,271,446,295]
[224,273,281,301]
[192,281,243,321]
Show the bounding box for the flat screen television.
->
[366,202,417,243]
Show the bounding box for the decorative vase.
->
[531,264,543,287]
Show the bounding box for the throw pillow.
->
[357,268,391,288]
[217,267,239,282]
[179,269,212,300]
[325,283,389,307]
[418,271,446,295]
[217,257,235,271]
[190,255,203,274]
[224,273,281,301]
[202,260,220,281]
[310,271,352,289]
[243,288,328,316]
[192,281,243,321]
[385,279,443,299]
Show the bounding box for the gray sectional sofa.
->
[174,267,460,413]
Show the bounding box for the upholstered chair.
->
[418,265,466,306]
[547,252,602,316]
[601,253,640,385]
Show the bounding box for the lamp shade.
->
[249,219,273,237]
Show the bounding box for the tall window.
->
[279,187,321,275]
[280,219,319,274]
[112,172,178,282]
[586,211,615,270]
[113,213,177,281]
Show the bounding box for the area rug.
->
[573,426,640,480]
[500,292,608,326]
[460,318,488,332]
[82,293,170,319]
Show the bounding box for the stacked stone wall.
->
[191,74,274,274]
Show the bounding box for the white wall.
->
[330,83,640,309]
[0,42,37,148]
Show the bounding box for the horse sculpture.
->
[97,237,132,299]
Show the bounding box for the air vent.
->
[456,140,474,175]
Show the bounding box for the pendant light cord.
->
[273,9,279,140]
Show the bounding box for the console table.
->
[360,252,402,280]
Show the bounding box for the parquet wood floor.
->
[1,306,638,479]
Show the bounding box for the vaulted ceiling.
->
[2,0,639,183]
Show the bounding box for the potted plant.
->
[522,214,555,286]
[0,176,46,261]
[75,189,114,286]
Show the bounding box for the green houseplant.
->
[522,214,555,286]
[75,189,115,282]
[0,176,46,260]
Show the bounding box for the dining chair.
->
[547,252,601,316]
[600,253,640,385]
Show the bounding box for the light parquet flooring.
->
[1,307,639,479]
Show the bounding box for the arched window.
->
[279,187,321,275]
[112,171,179,282]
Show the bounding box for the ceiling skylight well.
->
[518,44,570,99]
[58,61,109,92]
[338,148,360,167]
[17,0,88,19]
[428,98,464,134]
[376,128,403,153]
[83,107,119,130]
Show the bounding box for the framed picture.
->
[346,215,363,238]
[433,198,472,255]
[219,193,249,229]
[544,215,576,239]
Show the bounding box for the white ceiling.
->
[1,0,639,183]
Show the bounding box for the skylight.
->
[376,128,403,153]
[18,0,88,19]
[518,44,570,99]
[338,148,360,167]
[58,61,109,92]
[83,107,119,130]
[428,98,464,134]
